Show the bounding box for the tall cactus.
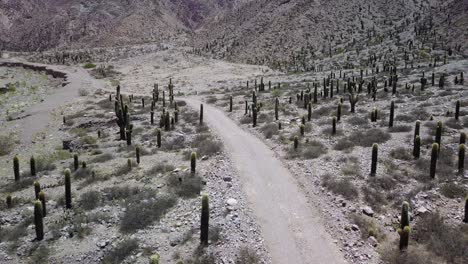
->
[348,86,359,113]
[414,120,421,140]
[294,136,299,151]
[34,200,44,241]
[64,169,72,209]
[300,124,305,136]
[459,144,465,175]
[389,101,395,128]
[6,194,12,208]
[136,146,141,164]
[337,103,342,122]
[464,196,468,223]
[435,121,442,150]
[413,136,421,159]
[370,143,378,176]
[398,226,410,251]
[30,156,36,177]
[461,132,467,145]
[252,105,257,127]
[157,129,162,148]
[200,104,204,125]
[275,98,279,121]
[200,194,209,245]
[400,202,410,228]
[39,191,46,217]
[430,143,439,179]
[34,181,41,200]
[191,152,197,174]
[73,154,79,171]
[332,117,337,135]
[229,96,233,112]
[13,155,20,182]
[308,103,312,121]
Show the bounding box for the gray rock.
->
[362,206,374,217]
[368,236,378,247]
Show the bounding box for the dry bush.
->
[336,128,391,150]
[412,212,468,263]
[445,118,463,130]
[380,244,441,264]
[390,147,413,161]
[350,213,385,242]
[167,172,202,198]
[90,153,114,163]
[102,238,139,264]
[388,125,412,133]
[102,186,140,201]
[361,185,387,213]
[395,108,430,122]
[147,162,175,176]
[321,174,358,200]
[73,167,92,180]
[0,133,17,156]
[120,191,176,233]
[439,182,467,199]
[206,96,217,104]
[287,140,327,159]
[346,116,369,126]
[79,190,102,210]
[191,133,222,157]
[240,115,252,124]
[235,246,260,264]
[260,122,279,139]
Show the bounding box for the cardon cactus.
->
[157,129,162,148]
[73,154,79,171]
[191,152,197,173]
[34,181,41,200]
[337,103,342,122]
[30,156,36,177]
[430,143,439,179]
[229,96,233,112]
[6,194,12,208]
[34,200,44,241]
[64,169,72,209]
[464,196,468,223]
[413,136,421,159]
[400,202,410,228]
[293,136,299,150]
[370,143,378,176]
[39,191,46,217]
[461,132,467,145]
[136,146,141,164]
[300,124,305,136]
[332,117,337,135]
[459,144,465,174]
[200,104,204,125]
[389,101,395,127]
[200,194,209,245]
[275,98,279,120]
[127,159,132,170]
[414,120,421,140]
[435,121,442,150]
[398,226,410,251]
[13,155,20,182]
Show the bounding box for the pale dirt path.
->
[185,98,346,264]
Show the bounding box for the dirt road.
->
[185,98,346,264]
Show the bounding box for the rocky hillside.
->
[0,0,250,51]
[193,0,468,68]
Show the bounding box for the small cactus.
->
[430,143,439,179]
[150,111,154,125]
[398,226,410,251]
[127,159,132,170]
[82,161,87,169]
[64,169,72,209]
[30,156,36,177]
[34,181,41,200]
[337,103,341,122]
[455,100,460,120]
[6,194,12,208]
[73,154,79,171]
[413,136,421,159]
[149,254,160,264]
[459,144,465,175]
[200,194,209,245]
[136,146,141,164]
[13,155,20,182]
[191,152,197,173]
[332,117,337,135]
[34,200,44,241]
[389,101,394,127]
[400,202,410,229]
[370,143,378,176]
[157,129,162,148]
[229,96,233,112]
[300,124,305,136]
[200,104,204,125]
[39,191,46,217]
[435,121,442,150]
[461,132,467,145]
[414,120,421,140]
[308,103,312,121]
[275,98,279,121]
[293,136,299,150]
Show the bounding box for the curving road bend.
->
[185,98,346,264]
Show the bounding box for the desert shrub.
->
[395,109,430,122]
[78,88,89,96]
[90,153,114,163]
[312,105,334,118]
[111,163,133,177]
[83,63,96,69]
[73,167,92,179]
[380,244,441,264]
[147,162,175,176]
[260,122,279,139]
[79,190,102,210]
[0,134,17,156]
[445,118,463,129]
[167,172,202,198]
[235,246,260,264]
[346,116,369,126]
[120,190,176,233]
[29,244,50,263]
[206,96,217,104]
[341,156,361,177]
[80,135,97,145]
[163,135,186,151]
[346,128,391,148]
[388,125,412,133]
[102,238,139,264]
[321,174,358,200]
[361,185,387,212]
[412,212,468,263]
[97,98,113,109]
[390,147,413,161]
[182,110,199,125]
[34,150,71,172]
[102,186,140,201]
[439,182,466,199]
[240,115,251,124]
[334,138,356,151]
[288,140,327,159]
[350,214,385,242]
[0,217,33,243]
[3,177,36,193]
[191,133,222,157]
